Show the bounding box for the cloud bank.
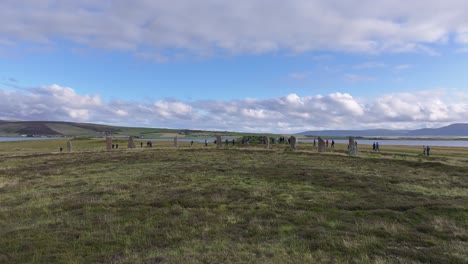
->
[2,0,468,58]
[1,85,466,133]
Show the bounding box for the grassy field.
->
[0,139,467,263]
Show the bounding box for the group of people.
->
[372,142,380,151]
[141,141,153,147]
[312,139,335,148]
[422,145,431,156]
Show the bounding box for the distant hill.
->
[297,123,468,137]
[0,120,231,138]
[406,123,468,136]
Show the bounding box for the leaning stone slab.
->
[67,140,72,153]
[216,135,222,149]
[318,137,326,152]
[348,136,358,155]
[106,137,112,151]
[289,136,297,149]
[128,136,136,149]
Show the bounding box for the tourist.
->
[426,145,430,156]
[60,147,63,152]
[141,142,143,148]
[373,142,376,151]
[116,144,119,149]
[205,139,208,147]
[331,140,335,148]
[326,139,329,147]
[190,140,194,146]
[376,142,379,151]
[423,145,426,156]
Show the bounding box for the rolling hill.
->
[2,120,468,138]
[0,120,214,138]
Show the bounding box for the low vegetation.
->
[0,140,467,263]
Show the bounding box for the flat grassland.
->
[0,139,467,263]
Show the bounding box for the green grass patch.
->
[0,140,467,263]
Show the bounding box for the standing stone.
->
[265,136,270,149]
[106,137,112,151]
[348,136,358,155]
[66,140,72,153]
[318,137,326,152]
[174,136,178,148]
[216,135,222,149]
[128,136,136,149]
[289,136,297,150]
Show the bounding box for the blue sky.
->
[1,0,468,133]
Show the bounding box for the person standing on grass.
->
[426,145,430,156]
[373,142,376,151]
[331,140,335,148]
[423,145,426,156]
[376,142,379,151]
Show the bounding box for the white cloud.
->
[288,72,308,80]
[393,64,412,71]
[2,1,468,59]
[344,74,376,83]
[1,85,467,133]
[354,62,387,69]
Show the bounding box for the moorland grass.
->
[0,140,467,263]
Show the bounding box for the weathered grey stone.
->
[67,140,72,153]
[128,136,136,149]
[106,137,112,151]
[174,136,178,148]
[348,136,358,155]
[318,137,326,152]
[216,135,222,149]
[289,136,297,149]
[265,136,270,149]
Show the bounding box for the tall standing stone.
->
[348,136,358,155]
[265,136,270,149]
[128,136,136,149]
[106,137,112,151]
[318,137,326,152]
[66,140,72,153]
[174,136,178,148]
[216,135,222,149]
[289,136,297,150]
